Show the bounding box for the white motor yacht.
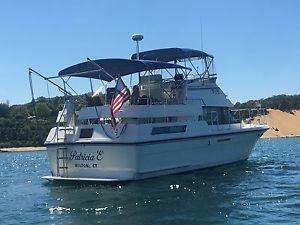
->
[34,47,268,182]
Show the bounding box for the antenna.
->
[132,34,144,60]
[200,22,204,52]
[200,22,206,77]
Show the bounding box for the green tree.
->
[36,102,51,118]
[0,103,9,117]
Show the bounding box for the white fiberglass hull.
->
[43,129,264,182]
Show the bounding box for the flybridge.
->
[28,47,216,108]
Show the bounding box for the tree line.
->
[234,94,300,112]
[0,94,299,148]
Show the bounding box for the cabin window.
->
[80,118,111,125]
[145,117,178,124]
[152,125,186,135]
[202,107,231,125]
[79,128,94,138]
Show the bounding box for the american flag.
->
[111,78,130,131]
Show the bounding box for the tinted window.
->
[152,125,186,135]
[79,128,93,138]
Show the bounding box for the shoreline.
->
[0,146,46,152]
[261,135,300,139]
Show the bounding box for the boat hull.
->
[43,129,264,181]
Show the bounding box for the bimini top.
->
[58,58,190,82]
[131,48,213,62]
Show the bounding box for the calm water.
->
[0,138,300,225]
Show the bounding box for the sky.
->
[0,0,299,105]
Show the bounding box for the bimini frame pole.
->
[28,68,73,96]
[86,57,115,106]
[86,58,116,82]
[28,69,36,117]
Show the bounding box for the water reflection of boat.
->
[29,36,268,182]
[46,162,254,224]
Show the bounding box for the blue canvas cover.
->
[58,58,191,82]
[131,48,213,62]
